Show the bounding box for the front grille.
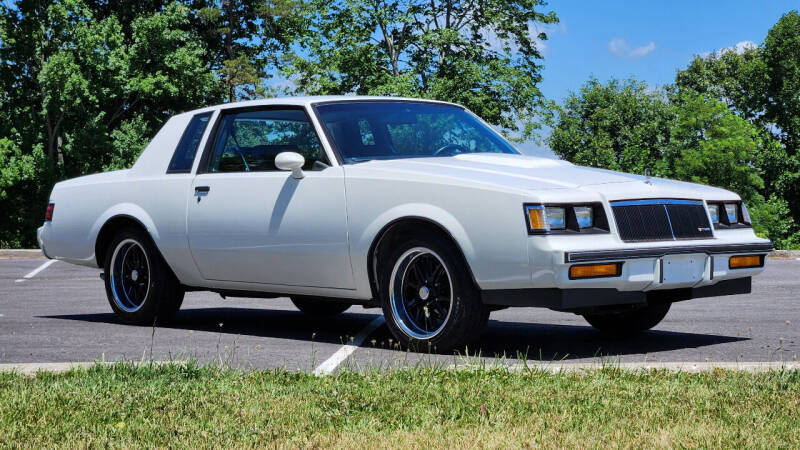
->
[611,199,713,242]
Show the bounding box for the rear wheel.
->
[378,232,488,353]
[291,296,351,317]
[103,227,183,325]
[582,302,671,336]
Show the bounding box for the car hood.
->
[346,153,737,200]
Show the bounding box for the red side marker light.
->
[45,203,55,221]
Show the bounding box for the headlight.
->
[573,206,593,228]
[741,202,751,224]
[525,203,606,234]
[545,207,566,230]
[707,201,752,228]
[724,203,738,224]
[707,204,719,224]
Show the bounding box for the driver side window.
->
[208,108,328,173]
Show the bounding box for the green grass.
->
[1,364,799,448]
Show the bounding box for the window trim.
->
[166,111,213,174]
[196,105,330,175]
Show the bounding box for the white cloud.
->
[608,38,656,58]
[700,40,757,58]
[730,40,757,53]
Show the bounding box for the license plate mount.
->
[660,254,706,287]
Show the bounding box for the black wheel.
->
[378,232,488,352]
[103,227,184,325]
[582,302,671,336]
[291,296,351,317]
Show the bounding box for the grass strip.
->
[1,363,799,448]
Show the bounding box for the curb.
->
[2,361,799,375]
[769,250,800,259]
[460,361,800,373]
[0,249,44,259]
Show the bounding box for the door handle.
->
[194,186,210,200]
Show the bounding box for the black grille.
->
[612,200,713,242]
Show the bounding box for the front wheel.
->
[103,227,184,325]
[378,233,488,353]
[582,302,671,336]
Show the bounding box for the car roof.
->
[177,96,463,117]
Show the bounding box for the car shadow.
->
[42,307,748,362]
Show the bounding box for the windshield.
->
[315,102,519,163]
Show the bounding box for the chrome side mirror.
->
[275,152,305,179]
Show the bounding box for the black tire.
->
[291,296,351,317]
[582,302,671,336]
[378,232,488,353]
[103,227,184,325]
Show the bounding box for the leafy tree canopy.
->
[287,0,558,141]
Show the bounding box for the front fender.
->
[351,203,476,296]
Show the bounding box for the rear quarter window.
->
[167,112,213,173]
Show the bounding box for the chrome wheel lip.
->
[388,247,454,340]
[109,238,151,313]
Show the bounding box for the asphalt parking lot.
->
[1,255,798,373]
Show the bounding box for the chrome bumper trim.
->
[565,242,773,263]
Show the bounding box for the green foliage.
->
[288,0,558,141]
[0,139,54,248]
[669,92,764,204]
[547,78,674,175]
[748,195,800,248]
[673,10,800,247]
[0,0,224,246]
[551,12,800,249]
[192,0,301,101]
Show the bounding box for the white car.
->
[38,96,772,351]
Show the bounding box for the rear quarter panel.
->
[41,112,205,285]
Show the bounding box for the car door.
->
[187,106,354,290]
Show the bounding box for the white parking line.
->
[15,259,58,282]
[314,315,385,376]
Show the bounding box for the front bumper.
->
[482,277,751,311]
[483,239,771,311]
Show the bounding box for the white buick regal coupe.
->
[38,96,772,351]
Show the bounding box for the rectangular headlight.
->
[707,204,719,224]
[573,206,593,228]
[545,207,566,230]
[741,202,751,224]
[725,203,738,224]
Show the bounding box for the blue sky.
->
[522,0,798,156]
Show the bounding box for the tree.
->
[288,0,558,140]
[675,11,800,228]
[0,138,54,247]
[548,77,798,245]
[669,92,764,204]
[547,78,674,175]
[0,0,224,246]
[192,0,301,101]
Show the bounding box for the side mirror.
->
[275,152,305,179]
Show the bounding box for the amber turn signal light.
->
[526,205,548,232]
[569,263,622,280]
[729,255,763,269]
